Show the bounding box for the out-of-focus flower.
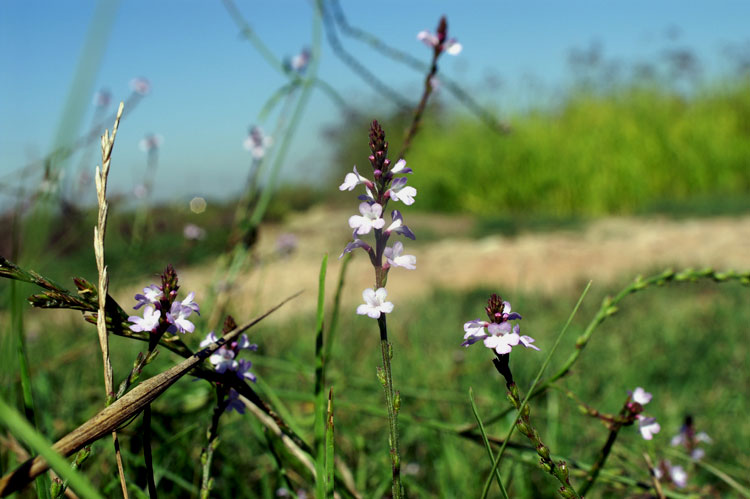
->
[671,417,711,460]
[275,233,298,257]
[93,89,112,108]
[128,305,161,333]
[357,287,394,319]
[655,460,688,488]
[225,389,245,414]
[130,77,151,95]
[243,126,273,159]
[417,30,462,55]
[631,387,653,406]
[348,202,385,235]
[183,223,206,241]
[133,183,148,199]
[384,241,416,270]
[289,47,311,73]
[637,415,661,440]
[139,133,163,153]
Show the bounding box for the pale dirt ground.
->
[157,206,750,326]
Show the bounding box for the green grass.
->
[329,78,750,218]
[4,267,748,497]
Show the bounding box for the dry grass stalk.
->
[0,292,299,496]
[93,101,128,498]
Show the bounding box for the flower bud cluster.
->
[462,294,540,355]
[128,265,200,335]
[339,120,417,319]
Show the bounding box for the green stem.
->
[578,423,622,497]
[377,315,403,499]
[143,405,157,498]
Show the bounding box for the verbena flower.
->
[201,330,258,382]
[134,284,163,310]
[637,415,661,440]
[357,288,394,319]
[627,387,661,440]
[348,202,385,235]
[671,416,711,460]
[130,77,151,95]
[384,241,416,270]
[385,210,415,240]
[243,125,273,159]
[462,295,538,355]
[128,305,161,333]
[139,133,163,153]
[387,178,417,205]
[93,89,111,108]
[339,166,372,191]
[417,29,462,55]
[655,460,687,488]
[183,224,206,241]
[225,389,245,414]
[289,47,310,74]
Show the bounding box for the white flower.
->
[388,178,417,205]
[631,387,652,405]
[356,287,394,319]
[200,331,219,348]
[417,30,462,55]
[389,159,412,174]
[209,347,237,373]
[637,415,661,440]
[384,241,416,270]
[483,323,521,355]
[339,166,369,191]
[243,126,272,159]
[348,202,385,235]
[128,305,161,332]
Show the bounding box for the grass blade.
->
[314,254,328,499]
[468,387,508,498]
[0,396,103,499]
[325,388,335,498]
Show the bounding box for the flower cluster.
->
[654,460,688,489]
[339,121,417,319]
[417,17,462,56]
[671,416,711,460]
[627,387,661,440]
[200,330,258,383]
[462,294,539,355]
[127,265,200,335]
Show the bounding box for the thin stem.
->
[579,424,622,496]
[200,391,226,499]
[377,315,403,499]
[143,406,157,498]
[398,49,439,160]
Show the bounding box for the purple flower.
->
[178,291,200,315]
[655,460,687,488]
[356,288,394,319]
[225,389,245,414]
[348,202,385,235]
[209,347,237,373]
[166,301,196,334]
[236,358,257,382]
[631,387,653,405]
[385,210,415,240]
[183,224,206,241]
[199,331,219,348]
[128,305,161,333]
[290,47,310,73]
[235,334,258,352]
[134,284,163,310]
[461,298,538,355]
[340,238,372,259]
[93,89,111,108]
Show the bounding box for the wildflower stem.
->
[377,315,403,499]
[200,389,227,499]
[398,39,439,160]
[579,422,623,497]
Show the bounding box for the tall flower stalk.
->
[340,121,418,498]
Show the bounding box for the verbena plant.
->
[1,5,749,499]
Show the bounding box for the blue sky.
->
[1,1,748,203]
